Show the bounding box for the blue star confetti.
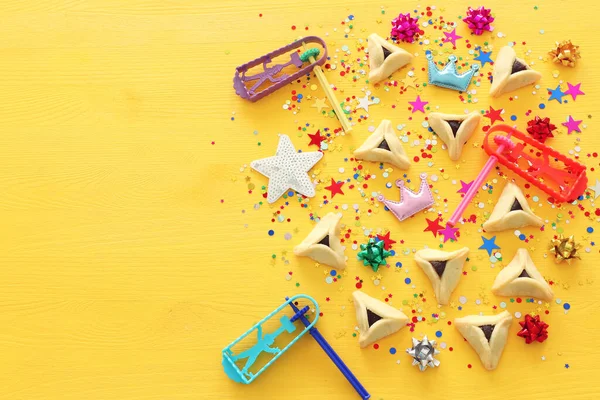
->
[479,236,500,256]
[547,85,567,104]
[474,49,493,67]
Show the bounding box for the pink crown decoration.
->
[377,173,434,222]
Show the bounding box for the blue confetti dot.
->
[389,347,396,355]
[268,230,275,236]
[519,234,526,240]
[396,262,402,268]
[587,227,594,233]
[348,15,355,20]
[390,250,396,256]
[404,278,411,284]
[288,190,294,196]
[510,115,517,121]
[435,331,442,338]
[458,306,463,311]
[563,303,571,310]
[539,103,546,109]
[330,270,336,276]
[231,117,235,120]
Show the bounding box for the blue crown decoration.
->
[426,50,479,92]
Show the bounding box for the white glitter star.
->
[250,134,323,203]
[588,179,600,200]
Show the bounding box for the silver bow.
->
[406,336,441,371]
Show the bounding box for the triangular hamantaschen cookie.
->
[354,119,410,170]
[352,290,408,348]
[368,33,413,84]
[294,212,346,269]
[414,247,469,305]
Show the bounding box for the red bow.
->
[517,314,549,344]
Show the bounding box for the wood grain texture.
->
[0,1,599,399]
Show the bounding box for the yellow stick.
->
[303,43,352,133]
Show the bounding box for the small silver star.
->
[588,179,600,200]
[251,134,323,203]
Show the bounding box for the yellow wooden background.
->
[1,0,599,399]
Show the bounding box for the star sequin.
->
[409,95,428,113]
[307,130,324,147]
[377,231,397,250]
[424,217,444,237]
[457,180,474,195]
[443,28,462,47]
[325,178,345,198]
[484,106,504,125]
[547,85,567,103]
[479,236,500,256]
[562,116,582,134]
[474,49,493,67]
[312,97,329,112]
[564,82,585,101]
[439,223,459,243]
[250,134,323,203]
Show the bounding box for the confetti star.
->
[547,85,567,103]
[479,235,500,256]
[457,180,474,195]
[439,223,459,243]
[401,73,418,89]
[588,179,600,199]
[565,364,570,369]
[564,82,585,101]
[443,28,462,47]
[409,95,428,113]
[562,115,582,134]
[250,134,323,203]
[484,106,504,125]
[312,97,329,112]
[307,130,324,147]
[474,49,493,67]
[424,217,444,237]
[377,231,397,250]
[356,91,375,112]
[325,178,345,198]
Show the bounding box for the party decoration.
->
[549,234,582,264]
[491,248,554,302]
[377,173,434,222]
[294,212,346,270]
[352,291,409,348]
[367,33,413,84]
[390,13,422,43]
[448,124,588,228]
[463,6,495,35]
[517,314,549,344]
[222,295,371,400]
[490,46,541,97]
[478,236,500,256]
[425,51,479,92]
[526,116,557,143]
[251,134,322,204]
[454,311,512,371]
[354,119,411,169]
[406,336,441,372]
[233,36,351,132]
[428,111,482,160]
[357,238,392,272]
[414,247,470,305]
[482,182,543,232]
[549,40,581,67]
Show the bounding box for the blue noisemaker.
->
[426,50,479,92]
[222,294,370,400]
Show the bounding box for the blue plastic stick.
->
[286,297,370,400]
